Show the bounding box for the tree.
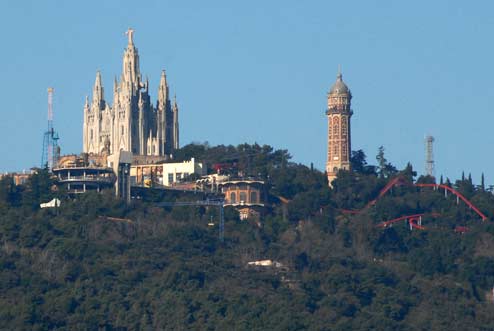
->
[0,175,20,207]
[401,162,417,182]
[351,150,367,173]
[376,146,387,178]
[351,150,376,175]
[21,168,56,209]
[376,146,397,179]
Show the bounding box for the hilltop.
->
[1,143,494,330]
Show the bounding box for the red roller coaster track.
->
[376,212,440,230]
[343,176,488,227]
[415,183,487,221]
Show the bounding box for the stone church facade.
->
[326,70,352,186]
[83,29,179,157]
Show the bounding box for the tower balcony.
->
[326,107,353,115]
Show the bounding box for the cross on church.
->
[125,28,134,44]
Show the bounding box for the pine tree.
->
[376,146,387,178]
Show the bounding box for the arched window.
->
[90,129,93,140]
[341,119,347,136]
[250,191,258,204]
[240,192,247,203]
[230,192,236,204]
[333,117,340,135]
[121,125,124,136]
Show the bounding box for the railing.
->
[57,176,115,183]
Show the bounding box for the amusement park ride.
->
[343,175,488,232]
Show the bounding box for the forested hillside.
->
[1,143,494,330]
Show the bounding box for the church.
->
[83,29,179,157]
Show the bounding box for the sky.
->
[0,0,493,184]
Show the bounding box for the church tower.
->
[83,28,180,157]
[326,69,352,186]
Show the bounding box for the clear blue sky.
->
[1,0,493,184]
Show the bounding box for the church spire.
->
[121,28,140,89]
[158,70,169,108]
[172,94,178,111]
[92,71,105,109]
[172,94,179,150]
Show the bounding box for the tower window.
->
[333,117,340,135]
[341,120,347,136]
[230,192,236,204]
[121,126,124,136]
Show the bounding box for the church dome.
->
[329,72,350,95]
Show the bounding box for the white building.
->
[162,158,205,186]
[130,158,206,187]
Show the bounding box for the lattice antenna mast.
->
[41,88,59,171]
[425,135,435,177]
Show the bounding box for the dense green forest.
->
[2,143,494,330]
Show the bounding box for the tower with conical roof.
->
[82,28,179,157]
[326,69,353,186]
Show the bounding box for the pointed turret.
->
[172,94,178,112]
[84,96,89,113]
[172,94,179,150]
[92,71,105,110]
[157,70,169,108]
[121,28,140,91]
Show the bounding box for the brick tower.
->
[326,69,352,186]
